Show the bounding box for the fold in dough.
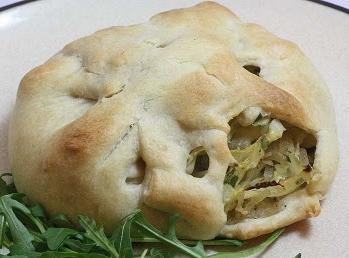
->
[9,1,338,240]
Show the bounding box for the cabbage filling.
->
[187,107,316,222]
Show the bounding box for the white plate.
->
[0,0,348,257]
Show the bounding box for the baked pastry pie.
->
[9,1,338,240]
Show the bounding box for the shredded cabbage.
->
[223,110,315,220]
[237,107,263,126]
[266,119,286,143]
[230,138,265,185]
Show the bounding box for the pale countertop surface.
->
[0,0,348,257]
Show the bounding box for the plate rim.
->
[0,0,348,14]
[307,0,349,13]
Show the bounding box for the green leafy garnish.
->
[0,174,293,257]
[49,214,73,228]
[208,228,284,257]
[63,238,95,253]
[133,212,205,258]
[79,215,119,258]
[149,248,175,258]
[131,237,243,247]
[111,211,137,258]
[0,194,34,250]
[43,228,78,250]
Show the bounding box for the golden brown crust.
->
[9,1,338,239]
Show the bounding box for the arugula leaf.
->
[133,211,204,258]
[49,214,73,228]
[149,248,175,258]
[0,214,5,247]
[78,215,119,258]
[8,244,41,257]
[0,174,290,258]
[208,228,284,257]
[111,211,138,258]
[38,251,109,258]
[28,215,46,234]
[191,241,205,257]
[29,204,46,220]
[29,230,45,244]
[43,228,79,250]
[0,194,34,250]
[140,249,148,258]
[200,239,242,247]
[6,246,108,258]
[63,239,95,253]
[131,237,243,247]
[10,196,46,235]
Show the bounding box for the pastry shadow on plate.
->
[284,219,312,238]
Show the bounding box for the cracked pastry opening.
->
[243,64,261,77]
[224,107,316,223]
[126,157,145,185]
[186,147,209,178]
